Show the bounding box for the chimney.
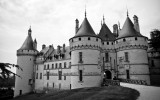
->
[63,44,65,52]
[57,45,61,53]
[113,24,118,37]
[133,15,140,33]
[42,44,46,49]
[34,39,37,50]
[75,19,79,34]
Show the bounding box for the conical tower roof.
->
[18,27,35,50]
[118,17,142,39]
[73,17,97,38]
[98,23,116,41]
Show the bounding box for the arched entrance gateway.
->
[104,70,112,79]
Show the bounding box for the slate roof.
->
[118,17,142,39]
[98,23,116,41]
[73,17,97,38]
[18,28,35,50]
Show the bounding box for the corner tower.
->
[69,13,102,89]
[14,27,38,97]
[115,15,150,84]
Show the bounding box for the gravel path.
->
[120,83,160,100]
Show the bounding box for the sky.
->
[0,0,160,67]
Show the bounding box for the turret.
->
[14,27,38,97]
[69,11,102,89]
[116,13,150,85]
[133,15,140,33]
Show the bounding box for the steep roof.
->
[18,28,35,50]
[118,17,142,39]
[98,23,116,41]
[73,17,97,38]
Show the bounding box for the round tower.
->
[69,14,102,89]
[115,15,150,85]
[14,27,38,97]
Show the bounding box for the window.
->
[64,76,66,80]
[64,62,66,68]
[37,65,38,70]
[40,73,42,79]
[105,53,109,62]
[96,38,98,41]
[59,63,62,68]
[47,72,49,80]
[151,60,155,67]
[44,65,46,70]
[52,64,54,69]
[53,83,54,88]
[102,42,104,45]
[88,37,90,40]
[36,73,38,79]
[69,62,71,68]
[47,64,49,69]
[79,70,83,81]
[79,38,81,41]
[55,63,57,69]
[124,52,129,62]
[28,79,32,85]
[58,71,62,80]
[126,70,130,79]
[47,82,49,87]
[79,52,83,63]
[107,42,109,45]
[135,37,137,40]
[123,38,126,42]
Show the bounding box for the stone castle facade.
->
[14,11,159,97]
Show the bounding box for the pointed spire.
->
[127,7,129,17]
[28,25,32,35]
[103,15,105,24]
[85,5,87,18]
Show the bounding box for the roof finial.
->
[85,5,87,18]
[28,25,32,35]
[103,15,105,24]
[126,6,129,17]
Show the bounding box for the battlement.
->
[17,49,38,56]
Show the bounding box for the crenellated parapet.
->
[115,37,148,51]
[69,36,102,51]
[17,49,38,56]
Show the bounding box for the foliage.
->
[0,63,22,79]
[149,29,160,50]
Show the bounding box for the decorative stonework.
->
[116,44,148,51]
[70,44,101,51]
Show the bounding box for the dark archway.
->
[104,70,112,79]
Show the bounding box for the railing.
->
[118,78,147,85]
[102,79,120,86]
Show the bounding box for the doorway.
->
[104,70,112,79]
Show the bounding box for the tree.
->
[149,29,160,51]
[0,63,22,79]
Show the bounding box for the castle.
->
[14,11,158,97]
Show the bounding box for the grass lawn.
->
[12,86,139,100]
